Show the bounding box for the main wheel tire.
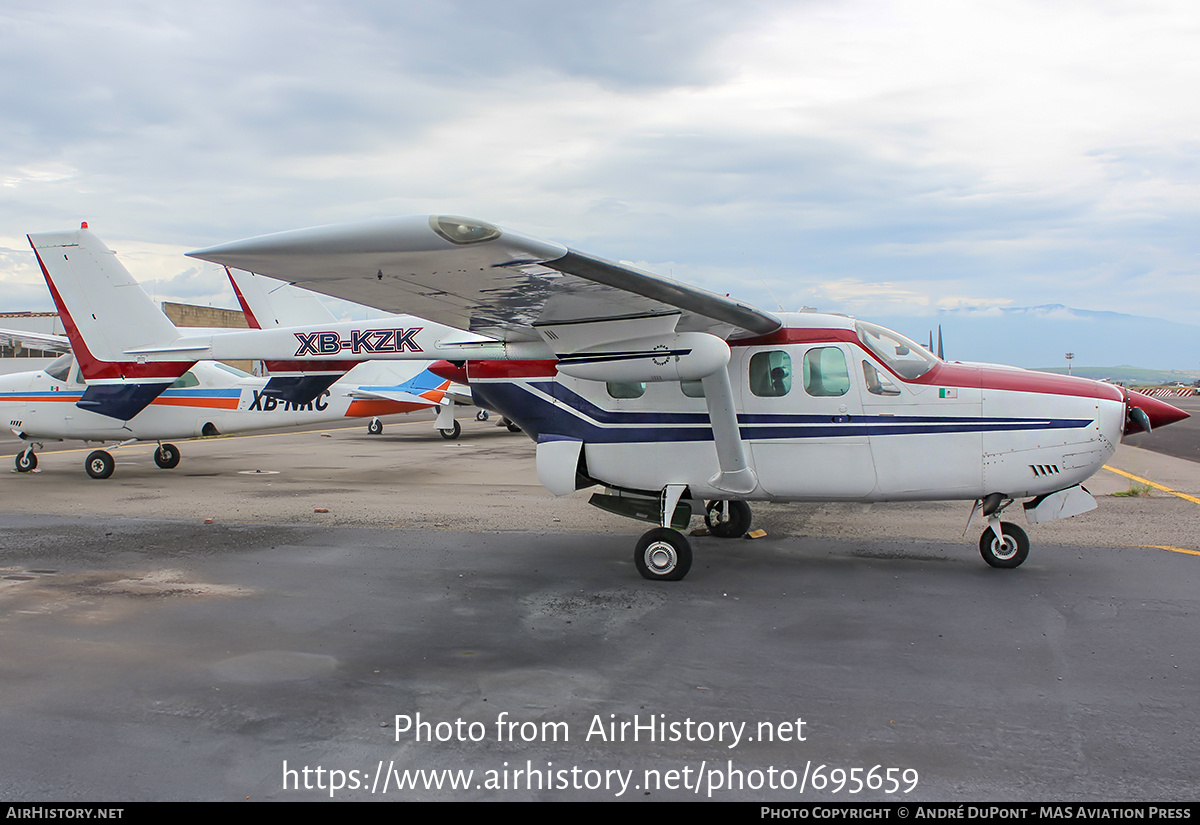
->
[979,522,1029,568]
[634,528,693,581]
[154,443,181,469]
[85,450,115,480]
[15,451,37,472]
[368,418,383,435]
[439,420,461,440]
[705,499,752,538]
[475,410,489,422]
[506,420,521,433]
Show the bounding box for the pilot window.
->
[170,372,200,389]
[862,361,900,396]
[43,354,73,383]
[749,351,792,397]
[803,347,849,397]
[606,381,646,399]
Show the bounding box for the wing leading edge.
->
[187,215,782,342]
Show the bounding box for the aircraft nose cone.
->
[1125,390,1190,434]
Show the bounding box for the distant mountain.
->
[873,305,1200,373]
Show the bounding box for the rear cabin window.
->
[749,351,792,397]
[680,380,705,398]
[803,347,849,397]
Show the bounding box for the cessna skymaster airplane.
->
[27,220,1188,579]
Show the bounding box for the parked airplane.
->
[225,267,481,437]
[2,244,458,477]
[28,221,1188,578]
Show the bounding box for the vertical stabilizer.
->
[27,227,194,419]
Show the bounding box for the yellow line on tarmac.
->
[1139,545,1200,557]
[1102,465,1200,506]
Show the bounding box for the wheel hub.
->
[645,541,677,574]
[991,537,1018,561]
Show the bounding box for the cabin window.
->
[862,361,901,396]
[44,354,73,383]
[749,351,792,397]
[170,371,200,389]
[680,380,705,398]
[606,381,646,399]
[803,347,849,397]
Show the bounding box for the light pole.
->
[1065,352,1074,376]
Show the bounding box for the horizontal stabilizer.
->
[262,374,341,405]
[76,382,172,421]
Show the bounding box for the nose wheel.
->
[979,521,1029,568]
[15,450,37,472]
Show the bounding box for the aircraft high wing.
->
[33,219,1190,579]
[0,328,70,355]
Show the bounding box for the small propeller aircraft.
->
[2,246,459,477]
[225,267,481,437]
[27,221,1188,577]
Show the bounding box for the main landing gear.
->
[84,441,181,480]
[439,419,461,439]
[625,486,753,582]
[367,417,383,435]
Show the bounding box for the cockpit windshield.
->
[855,321,938,380]
[44,353,74,383]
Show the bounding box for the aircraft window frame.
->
[862,360,901,396]
[749,350,792,398]
[855,321,937,380]
[606,381,646,399]
[802,347,850,398]
[44,354,73,383]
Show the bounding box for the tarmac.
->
[1,414,1198,801]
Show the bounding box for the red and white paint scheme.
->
[31,218,1188,577]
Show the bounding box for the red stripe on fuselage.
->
[468,360,559,380]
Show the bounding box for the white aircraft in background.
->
[2,243,458,478]
[225,266,482,437]
[28,220,1188,578]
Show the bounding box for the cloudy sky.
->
[3,1,1200,348]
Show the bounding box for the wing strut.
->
[701,369,757,495]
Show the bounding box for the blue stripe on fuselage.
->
[472,379,1093,444]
